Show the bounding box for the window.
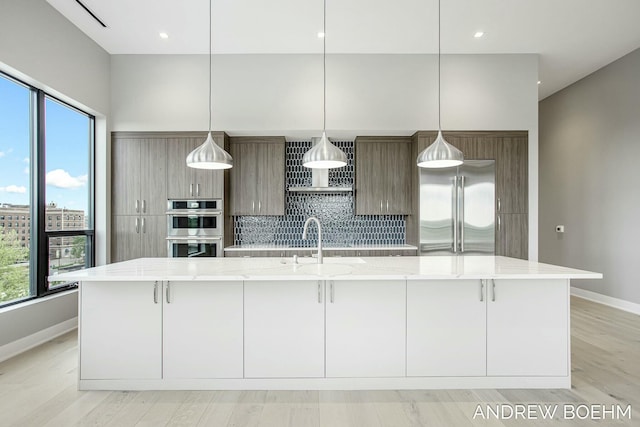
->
[0,71,94,307]
[0,73,31,304]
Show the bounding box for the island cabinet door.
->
[163,281,243,379]
[487,279,569,377]
[325,280,406,377]
[80,281,162,380]
[406,280,487,377]
[244,280,325,378]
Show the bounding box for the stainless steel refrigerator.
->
[419,160,495,255]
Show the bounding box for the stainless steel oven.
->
[167,237,223,258]
[167,199,223,257]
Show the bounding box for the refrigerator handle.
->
[459,175,465,253]
[452,176,458,253]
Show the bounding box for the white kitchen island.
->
[50,256,601,391]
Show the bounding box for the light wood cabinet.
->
[112,136,167,216]
[496,136,528,214]
[229,137,285,216]
[166,133,226,200]
[496,213,528,259]
[325,280,406,377]
[163,281,243,379]
[487,279,568,376]
[244,280,325,378]
[111,134,168,262]
[80,281,162,380]
[407,280,487,377]
[355,137,412,215]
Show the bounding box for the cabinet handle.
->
[330,280,335,303]
[258,200,261,213]
[386,200,389,212]
[142,199,146,214]
[196,183,200,197]
[135,199,139,213]
[153,281,159,304]
[190,183,194,197]
[491,279,496,302]
[480,280,484,302]
[497,215,501,231]
[318,281,323,303]
[141,217,146,234]
[166,281,171,304]
[380,200,383,212]
[252,200,255,213]
[497,198,501,212]
[135,217,139,233]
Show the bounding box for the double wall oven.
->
[166,199,223,257]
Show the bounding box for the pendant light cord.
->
[323,0,327,132]
[438,0,441,131]
[208,0,212,133]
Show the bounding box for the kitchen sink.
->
[280,257,366,265]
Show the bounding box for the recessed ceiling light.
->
[537,81,541,85]
[474,31,484,38]
[317,32,325,38]
[159,32,169,39]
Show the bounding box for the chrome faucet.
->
[302,216,323,264]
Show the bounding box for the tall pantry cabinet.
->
[111,134,167,262]
[111,132,228,262]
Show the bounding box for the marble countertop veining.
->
[48,256,602,282]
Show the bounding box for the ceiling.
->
[47,0,640,99]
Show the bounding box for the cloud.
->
[0,185,27,194]
[24,167,30,174]
[46,169,88,189]
[0,151,5,158]
[23,157,29,163]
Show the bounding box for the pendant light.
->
[416,0,463,168]
[302,0,347,169]
[187,0,233,170]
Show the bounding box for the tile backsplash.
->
[233,140,406,247]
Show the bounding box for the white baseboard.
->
[0,317,78,363]
[571,287,640,315]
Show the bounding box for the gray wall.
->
[0,0,110,348]
[539,47,640,304]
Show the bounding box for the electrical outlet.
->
[555,225,565,233]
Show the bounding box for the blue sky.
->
[0,75,90,214]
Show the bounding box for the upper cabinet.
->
[355,136,412,215]
[496,136,528,214]
[112,136,167,216]
[166,132,227,200]
[228,137,285,216]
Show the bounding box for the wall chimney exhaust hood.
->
[288,169,352,193]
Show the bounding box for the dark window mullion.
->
[35,90,48,296]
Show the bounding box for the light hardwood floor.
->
[0,297,638,426]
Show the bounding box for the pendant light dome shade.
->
[187,0,233,170]
[302,0,347,169]
[186,131,233,169]
[303,132,347,169]
[416,130,463,168]
[417,0,463,169]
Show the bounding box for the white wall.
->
[0,0,110,348]
[539,47,640,305]
[111,53,539,258]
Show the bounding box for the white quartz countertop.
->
[48,256,602,282]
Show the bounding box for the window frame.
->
[0,71,95,307]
